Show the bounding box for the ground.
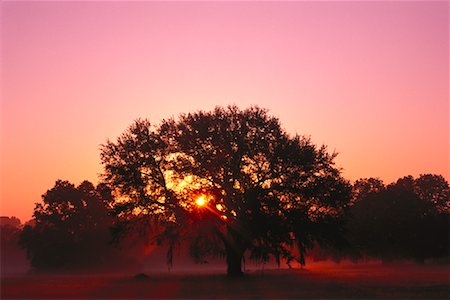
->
[1,263,449,299]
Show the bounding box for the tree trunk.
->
[224,226,245,277]
[226,244,244,277]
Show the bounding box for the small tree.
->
[101,106,352,276]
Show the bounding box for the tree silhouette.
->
[348,175,450,263]
[414,174,450,213]
[19,180,116,270]
[101,106,352,276]
[352,178,385,203]
[1,217,28,274]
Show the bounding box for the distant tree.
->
[348,175,449,262]
[304,178,387,262]
[101,106,352,276]
[0,216,21,228]
[19,180,116,270]
[1,217,28,273]
[414,174,450,213]
[352,178,385,202]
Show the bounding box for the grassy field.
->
[1,263,449,299]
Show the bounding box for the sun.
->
[195,195,206,207]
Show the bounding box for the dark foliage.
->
[101,106,352,276]
[1,217,28,273]
[347,175,449,262]
[19,180,123,270]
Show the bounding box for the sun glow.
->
[195,195,206,207]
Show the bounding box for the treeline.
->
[1,174,449,272]
[311,174,449,264]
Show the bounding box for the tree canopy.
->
[101,106,352,276]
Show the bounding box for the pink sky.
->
[1,1,448,222]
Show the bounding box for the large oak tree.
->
[101,106,352,276]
